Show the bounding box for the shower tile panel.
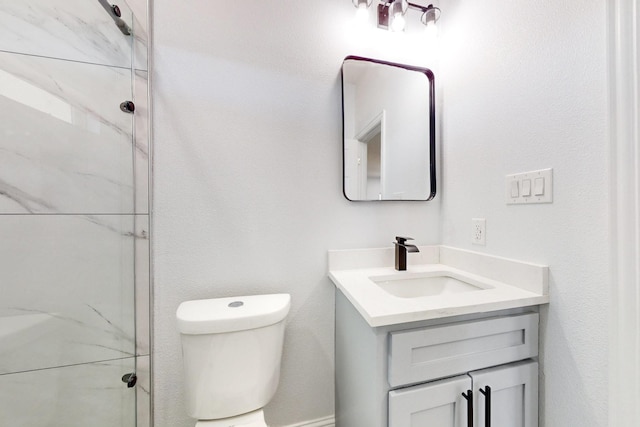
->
[135,215,150,355]
[0,0,134,68]
[132,12,149,71]
[134,70,149,214]
[0,357,136,427]
[0,215,136,374]
[136,355,151,427]
[125,0,149,34]
[0,51,136,214]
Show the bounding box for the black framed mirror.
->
[341,55,436,201]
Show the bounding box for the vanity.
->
[329,245,549,427]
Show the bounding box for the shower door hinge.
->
[121,372,137,388]
[120,101,135,114]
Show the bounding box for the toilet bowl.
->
[177,294,291,427]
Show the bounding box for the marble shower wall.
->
[0,1,150,426]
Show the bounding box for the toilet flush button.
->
[228,301,244,308]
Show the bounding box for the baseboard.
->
[281,415,335,427]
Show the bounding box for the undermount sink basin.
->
[370,273,490,298]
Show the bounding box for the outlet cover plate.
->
[472,218,486,245]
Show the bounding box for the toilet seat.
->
[195,409,267,427]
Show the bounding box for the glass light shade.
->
[352,0,373,9]
[420,5,441,29]
[389,0,408,32]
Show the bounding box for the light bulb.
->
[391,14,405,31]
[355,3,369,23]
[425,21,438,38]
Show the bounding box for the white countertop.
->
[328,246,549,327]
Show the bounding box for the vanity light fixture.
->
[353,0,441,33]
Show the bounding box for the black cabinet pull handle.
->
[479,385,491,427]
[462,389,473,427]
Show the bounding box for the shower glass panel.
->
[0,52,135,213]
[0,0,148,426]
[0,0,135,67]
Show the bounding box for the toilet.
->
[176,293,291,427]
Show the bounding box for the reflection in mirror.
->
[341,56,436,201]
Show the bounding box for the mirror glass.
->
[341,56,436,201]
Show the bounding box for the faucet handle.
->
[395,236,414,245]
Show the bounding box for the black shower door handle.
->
[462,389,473,427]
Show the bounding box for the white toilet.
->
[176,293,291,427]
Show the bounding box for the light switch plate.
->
[506,168,553,204]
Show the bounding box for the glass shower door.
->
[0,1,145,425]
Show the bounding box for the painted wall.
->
[438,1,609,426]
[153,0,609,425]
[151,1,440,426]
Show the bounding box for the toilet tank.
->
[176,294,291,420]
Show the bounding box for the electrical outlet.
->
[472,218,486,245]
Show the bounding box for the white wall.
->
[438,1,609,426]
[151,1,440,426]
[153,0,609,425]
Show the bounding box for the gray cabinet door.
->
[470,360,538,427]
[388,375,472,427]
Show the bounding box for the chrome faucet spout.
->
[393,236,420,271]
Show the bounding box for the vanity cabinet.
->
[335,291,540,427]
[388,360,538,427]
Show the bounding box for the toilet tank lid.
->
[176,294,291,335]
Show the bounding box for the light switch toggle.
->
[510,181,519,198]
[534,177,544,195]
[522,179,531,197]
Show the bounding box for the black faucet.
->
[393,236,420,271]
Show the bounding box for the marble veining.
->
[0,215,137,374]
[134,70,150,214]
[0,178,56,212]
[0,1,150,425]
[0,51,137,214]
[135,215,150,355]
[0,0,135,68]
[0,357,137,426]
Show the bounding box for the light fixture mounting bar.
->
[407,1,430,12]
[374,0,440,31]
